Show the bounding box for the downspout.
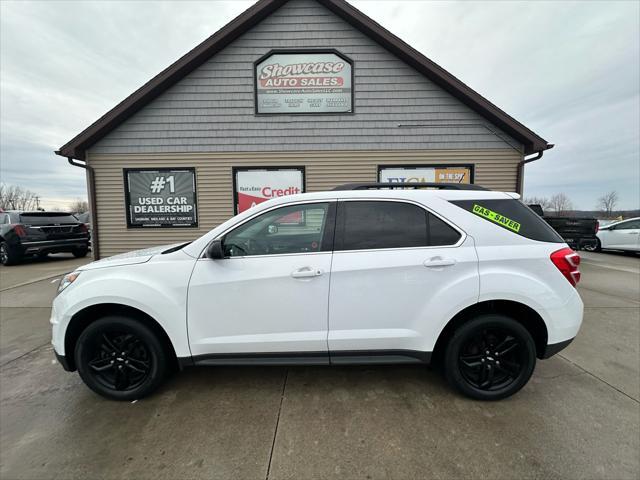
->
[65,156,101,260]
[516,144,554,195]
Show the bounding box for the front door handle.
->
[291,267,324,279]
[423,257,456,268]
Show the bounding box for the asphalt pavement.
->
[0,250,638,479]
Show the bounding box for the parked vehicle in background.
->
[51,184,583,402]
[585,217,640,253]
[528,204,598,251]
[74,212,92,249]
[0,211,90,265]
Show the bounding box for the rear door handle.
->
[291,267,324,279]
[423,257,456,268]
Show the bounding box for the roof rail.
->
[332,182,490,191]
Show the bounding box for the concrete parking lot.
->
[1,251,638,479]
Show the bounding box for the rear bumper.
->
[563,238,597,250]
[541,338,574,358]
[21,238,88,254]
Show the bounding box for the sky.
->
[1,0,639,211]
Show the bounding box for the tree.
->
[0,183,39,211]
[68,199,89,213]
[524,196,552,212]
[549,193,573,216]
[597,191,618,218]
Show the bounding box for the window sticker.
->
[472,204,521,232]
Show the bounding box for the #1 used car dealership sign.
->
[255,51,353,114]
[124,168,198,227]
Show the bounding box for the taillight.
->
[550,247,581,287]
[78,223,88,233]
[595,221,599,233]
[12,224,26,237]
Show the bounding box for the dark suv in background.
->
[0,211,90,265]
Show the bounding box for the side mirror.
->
[206,239,225,259]
[267,224,278,235]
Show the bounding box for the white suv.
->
[51,184,583,401]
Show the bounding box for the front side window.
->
[336,201,461,251]
[223,202,332,257]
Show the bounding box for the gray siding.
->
[90,0,523,154]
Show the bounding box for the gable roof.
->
[56,0,551,160]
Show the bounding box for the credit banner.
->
[255,52,352,114]
[379,166,472,184]
[235,169,304,214]
[125,168,197,227]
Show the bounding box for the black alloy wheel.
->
[444,315,536,400]
[75,316,168,400]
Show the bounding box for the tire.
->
[444,314,536,401]
[74,316,168,401]
[583,238,601,252]
[0,241,22,266]
[72,247,89,258]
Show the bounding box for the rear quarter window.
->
[451,199,564,243]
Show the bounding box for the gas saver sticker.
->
[472,204,521,232]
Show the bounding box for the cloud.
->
[1,0,638,210]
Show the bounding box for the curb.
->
[0,273,65,292]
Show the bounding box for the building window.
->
[233,167,305,215]
[378,165,475,185]
[123,168,198,228]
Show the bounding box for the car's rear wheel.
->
[75,316,167,400]
[72,247,89,258]
[583,238,601,252]
[444,315,536,400]
[0,241,22,266]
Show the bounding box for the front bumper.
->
[55,351,74,371]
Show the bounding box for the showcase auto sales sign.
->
[235,169,304,214]
[255,52,352,114]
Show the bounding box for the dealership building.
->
[56,0,552,259]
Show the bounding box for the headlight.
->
[58,271,81,295]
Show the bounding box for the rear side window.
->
[429,214,462,246]
[451,199,563,243]
[337,201,461,250]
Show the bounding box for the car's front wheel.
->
[444,315,536,400]
[75,316,168,400]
